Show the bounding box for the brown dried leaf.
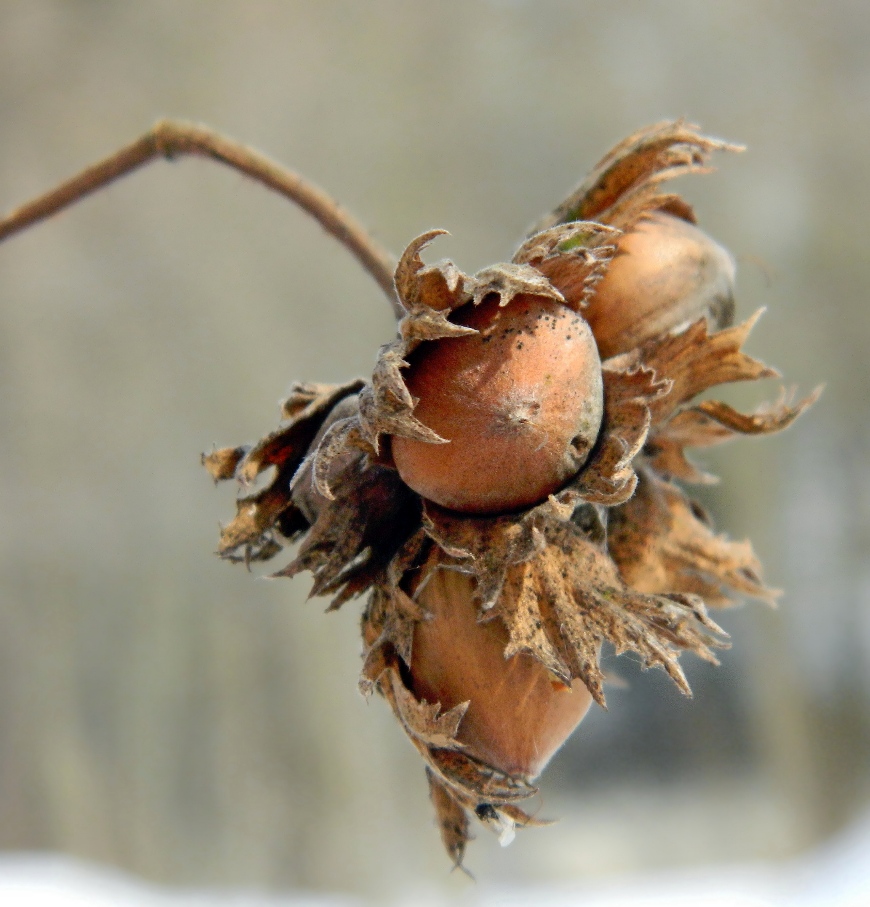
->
[207,382,371,564]
[494,520,728,706]
[598,189,701,233]
[355,342,449,451]
[388,668,470,749]
[469,262,563,308]
[427,769,471,869]
[568,364,670,506]
[688,392,822,437]
[217,481,304,557]
[600,178,703,233]
[514,221,619,263]
[359,385,447,450]
[415,259,469,311]
[637,311,778,427]
[282,448,420,609]
[396,257,476,342]
[400,307,478,343]
[239,380,364,484]
[370,341,415,409]
[531,120,742,234]
[359,586,394,691]
[309,416,364,499]
[426,766,551,867]
[395,234,472,325]
[644,440,721,485]
[352,238,482,453]
[497,562,570,683]
[514,221,621,311]
[608,470,776,604]
[422,502,546,611]
[219,537,286,567]
[647,389,822,483]
[202,445,248,482]
[372,659,538,808]
[280,379,360,417]
[426,745,537,804]
[388,526,430,580]
[360,585,429,692]
[419,500,726,707]
[394,229,451,311]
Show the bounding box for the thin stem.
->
[0,119,402,317]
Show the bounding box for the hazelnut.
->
[583,211,735,359]
[410,568,593,780]
[391,293,604,515]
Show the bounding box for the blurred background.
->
[0,1,868,903]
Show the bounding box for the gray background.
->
[0,1,868,901]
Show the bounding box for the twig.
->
[0,119,402,317]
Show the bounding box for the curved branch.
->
[0,119,402,317]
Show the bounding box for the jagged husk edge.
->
[529,120,744,236]
[203,380,364,564]
[623,310,822,487]
[603,312,820,598]
[608,468,776,605]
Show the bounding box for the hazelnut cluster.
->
[203,122,817,864]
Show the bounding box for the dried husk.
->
[205,121,817,866]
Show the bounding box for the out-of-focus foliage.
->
[0,0,868,900]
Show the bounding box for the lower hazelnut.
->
[410,568,593,780]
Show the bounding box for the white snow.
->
[1,809,868,907]
[0,856,355,907]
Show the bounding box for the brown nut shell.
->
[582,211,735,359]
[410,568,594,780]
[392,294,604,515]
